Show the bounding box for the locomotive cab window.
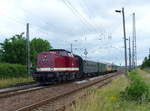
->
[68,53,74,57]
[49,51,57,54]
[59,51,68,56]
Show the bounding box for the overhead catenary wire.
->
[62,0,103,39]
[61,0,109,58]
[78,0,108,38]
[0,1,123,65]
[18,7,78,36]
[1,1,104,49]
[61,0,123,63]
[0,6,77,40]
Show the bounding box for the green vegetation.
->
[120,71,150,102]
[70,70,150,111]
[143,68,150,73]
[0,33,52,86]
[0,76,33,87]
[0,63,33,87]
[0,63,27,79]
[0,33,52,69]
[141,54,150,69]
[0,33,27,65]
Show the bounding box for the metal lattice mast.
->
[132,34,134,68]
[134,13,137,67]
[132,13,137,68]
[129,37,131,69]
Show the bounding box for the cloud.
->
[0,0,149,65]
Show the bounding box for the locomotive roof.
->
[49,49,71,53]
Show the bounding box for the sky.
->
[0,0,150,66]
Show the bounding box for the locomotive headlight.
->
[50,68,54,71]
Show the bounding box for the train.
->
[32,49,120,84]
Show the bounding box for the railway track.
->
[0,82,41,98]
[17,71,122,111]
[0,71,122,111]
[53,77,114,111]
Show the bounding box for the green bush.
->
[120,71,150,103]
[0,63,27,79]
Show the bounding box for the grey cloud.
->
[0,0,150,65]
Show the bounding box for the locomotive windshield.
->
[49,50,74,57]
[59,51,68,56]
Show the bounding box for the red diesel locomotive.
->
[33,49,80,83]
[32,49,119,84]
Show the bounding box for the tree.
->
[141,55,150,69]
[0,33,52,68]
[0,33,27,65]
[30,38,52,68]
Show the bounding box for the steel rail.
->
[0,83,42,98]
[55,78,114,111]
[16,72,121,111]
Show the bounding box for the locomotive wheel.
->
[75,72,81,79]
[62,75,66,81]
[57,77,62,83]
[72,72,76,80]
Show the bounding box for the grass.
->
[0,76,33,87]
[142,68,150,73]
[0,63,34,87]
[0,63,27,79]
[120,70,150,102]
[69,69,150,111]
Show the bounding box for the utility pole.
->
[128,37,131,70]
[122,8,128,74]
[26,23,30,75]
[115,8,128,74]
[71,43,73,53]
[132,13,137,68]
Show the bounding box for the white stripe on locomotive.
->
[37,67,79,71]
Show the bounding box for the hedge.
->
[0,63,28,79]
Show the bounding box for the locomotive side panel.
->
[54,51,79,72]
[33,49,80,83]
[37,50,79,72]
